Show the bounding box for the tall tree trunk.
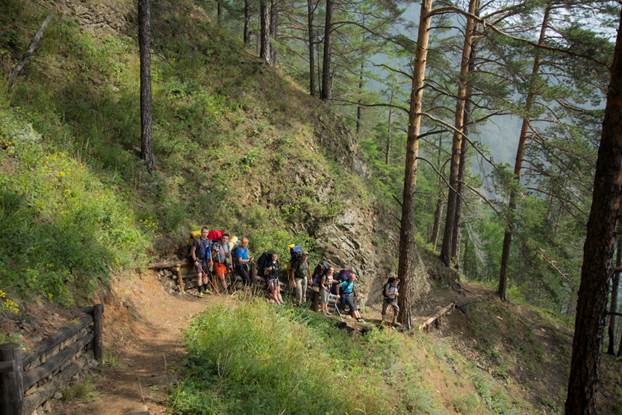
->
[450,33,478,263]
[463,232,469,275]
[307,0,317,96]
[259,0,271,64]
[440,0,478,267]
[270,0,278,64]
[397,0,433,330]
[385,89,394,164]
[138,0,155,173]
[320,0,333,101]
[429,135,444,250]
[565,8,622,413]
[243,0,251,47]
[355,59,364,134]
[217,0,223,25]
[497,4,551,300]
[607,235,621,354]
[316,28,322,96]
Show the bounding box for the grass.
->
[61,377,98,402]
[170,299,539,415]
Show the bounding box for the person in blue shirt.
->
[336,272,363,321]
[234,237,253,286]
[191,227,213,297]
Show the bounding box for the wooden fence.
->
[0,304,103,415]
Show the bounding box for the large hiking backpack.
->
[207,229,225,241]
[257,251,275,277]
[311,259,330,286]
[336,269,353,283]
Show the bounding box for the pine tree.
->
[565,8,622,412]
[138,0,155,173]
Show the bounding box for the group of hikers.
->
[189,227,401,325]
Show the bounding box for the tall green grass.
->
[0,109,149,304]
[171,301,459,415]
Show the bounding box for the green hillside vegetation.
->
[171,299,536,415]
[0,0,369,305]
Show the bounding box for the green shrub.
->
[0,110,148,304]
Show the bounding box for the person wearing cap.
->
[336,272,363,321]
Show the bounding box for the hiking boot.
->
[198,291,204,298]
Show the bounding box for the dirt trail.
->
[55,272,209,415]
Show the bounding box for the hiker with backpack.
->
[211,233,233,294]
[319,266,335,315]
[190,227,213,297]
[310,259,330,311]
[381,277,400,326]
[234,237,253,286]
[262,252,283,304]
[290,251,310,305]
[336,271,363,321]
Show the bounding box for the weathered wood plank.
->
[149,260,189,270]
[23,315,92,369]
[0,343,24,415]
[23,332,93,390]
[419,303,455,331]
[91,304,103,362]
[21,361,81,415]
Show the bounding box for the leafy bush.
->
[0,110,148,305]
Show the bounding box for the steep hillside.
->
[0,0,429,307]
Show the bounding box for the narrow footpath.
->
[54,271,210,415]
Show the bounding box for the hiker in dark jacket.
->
[191,227,213,297]
[291,252,310,305]
[234,237,253,286]
[264,253,283,304]
[381,277,400,326]
[336,272,363,321]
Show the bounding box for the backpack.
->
[311,259,330,286]
[257,252,274,276]
[213,241,230,264]
[336,269,352,283]
[207,230,225,241]
[289,245,303,267]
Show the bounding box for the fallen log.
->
[149,259,189,270]
[419,303,455,331]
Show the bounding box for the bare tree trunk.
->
[320,0,333,101]
[440,0,478,267]
[498,4,551,301]
[385,89,394,164]
[607,235,621,354]
[307,0,317,96]
[259,0,271,64]
[217,0,223,25]
[270,0,278,64]
[316,28,322,96]
[397,0,433,330]
[429,135,444,250]
[355,59,364,134]
[450,69,475,263]
[565,9,622,413]
[8,15,52,89]
[138,0,155,173]
[244,0,251,47]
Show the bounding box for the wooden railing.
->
[0,304,103,415]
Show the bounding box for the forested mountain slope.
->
[1,1,621,415]
[0,0,429,307]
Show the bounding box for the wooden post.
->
[91,304,103,362]
[0,343,24,415]
[176,264,184,293]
